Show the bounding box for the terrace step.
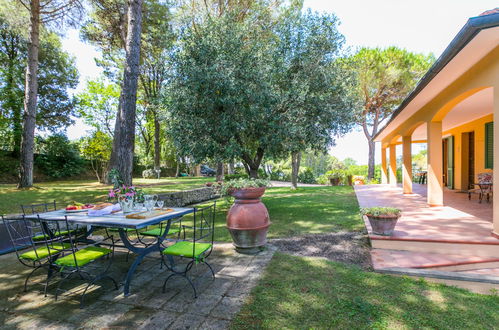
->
[376,267,499,295]
[369,235,499,257]
[371,249,499,271]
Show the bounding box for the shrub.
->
[298,167,316,184]
[142,168,160,179]
[360,207,401,217]
[34,134,85,178]
[225,173,248,181]
[221,178,270,196]
[316,174,329,185]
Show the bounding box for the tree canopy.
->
[0,14,79,156]
[167,7,355,177]
[344,47,434,179]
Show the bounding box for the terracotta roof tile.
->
[479,8,499,16]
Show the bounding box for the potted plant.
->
[221,178,271,254]
[352,175,365,185]
[326,170,343,186]
[360,207,401,236]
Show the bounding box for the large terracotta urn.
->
[226,187,271,254]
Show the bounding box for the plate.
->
[65,208,92,213]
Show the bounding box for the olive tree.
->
[168,9,356,178]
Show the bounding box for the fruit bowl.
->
[65,203,94,213]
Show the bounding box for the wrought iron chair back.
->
[21,201,57,215]
[191,202,216,256]
[38,216,79,266]
[2,215,40,267]
[161,201,217,298]
[1,215,70,294]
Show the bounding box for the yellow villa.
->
[374,8,499,238]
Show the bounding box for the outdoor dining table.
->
[25,207,194,296]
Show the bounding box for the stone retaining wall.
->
[157,187,219,207]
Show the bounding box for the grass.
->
[232,253,499,329]
[1,179,361,242]
[0,177,212,215]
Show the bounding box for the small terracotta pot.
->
[330,177,340,186]
[366,215,400,236]
[226,187,270,254]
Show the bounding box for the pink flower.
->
[125,192,134,197]
[108,190,116,198]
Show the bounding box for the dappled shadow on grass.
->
[232,253,499,329]
[0,177,212,215]
[212,186,363,242]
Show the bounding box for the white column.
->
[493,87,499,237]
[381,147,388,184]
[427,121,443,206]
[389,144,397,187]
[402,136,413,194]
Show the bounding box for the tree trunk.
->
[153,113,161,170]
[5,62,22,158]
[114,0,144,186]
[291,151,301,189]
[216,162,224,181]
[248,166,258,179]
[18,0,40,188]
[228,162,234,174]
[107,95,122,183]
[175,157,180,177]
[367,138,375,180]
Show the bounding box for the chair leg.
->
[80,274,118,308]
[162,273,177,293]
[203,261,215,279]
[24,265,43,292]
[162,271,198,298]
[55,270,76,301]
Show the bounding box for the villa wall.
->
[443,114,493,190]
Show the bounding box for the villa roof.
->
[479,8,499,16]
[373,10,499,141]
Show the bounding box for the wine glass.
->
[156,200,164,209]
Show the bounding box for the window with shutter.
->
[485,122,493,169]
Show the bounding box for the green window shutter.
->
[485,122,493,169]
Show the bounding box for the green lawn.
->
[1,179,361,242]
[232,253,499,329]
[0,177,212,215]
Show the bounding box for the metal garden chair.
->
[160,202,216,298]
[1,215,70,295]
[37,216,118,307]
[468,173,493,203]
[20,201,81,241]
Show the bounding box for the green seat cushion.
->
[32,230,74,241]
[55,246,112,267]
[162,241,212,259]
[20,243,71,261]
[140,227,180,237]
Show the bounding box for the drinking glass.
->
[145,200,155,212]
[134,202,144,211]
[156,200,164,209]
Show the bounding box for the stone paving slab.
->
[0,243,276,329]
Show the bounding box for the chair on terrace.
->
[468,173,493,203]
[1,215,70,295]
[160,202,216,298]
[37,216,118,307]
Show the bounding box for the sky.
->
[61,0,499,164]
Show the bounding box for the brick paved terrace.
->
[0,243,275,329]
